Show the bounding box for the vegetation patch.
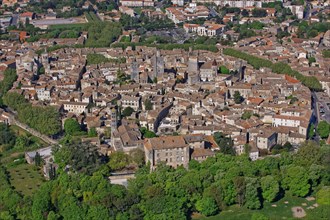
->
[7,163,45,196]
[86,53,126,65]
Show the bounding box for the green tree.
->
[282,166,310,197]
[294,141,321,167]
[0,123,16,147]
[241,111,252,120]
[317,121,330,139]
[14,135,30,150]
[64,118,82,135]
[241,9,249,17]
[129,148,145,167]
[35,152,42,167]
[308,124,315,139]
[214,132,235,155]
[233,91,243,104]
[53,142,102,175]
[260,176,279,202]
[219,65,230,74]
[0,212,14,220]
[108,151,130,171]
[2,92,27,110]
[252,8,267,17]
[122,107,134,117]
[47,211,59,220]
[234,176,246,206]
[32,183,52,220]
[308,57,316,64]
[140,127,157,138]
[245,178,261,209]
[0,68,17,100]
[144,130,157,138]
[195,197,219,216]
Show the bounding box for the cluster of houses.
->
[0,0,329,171]
[1,37,327,170]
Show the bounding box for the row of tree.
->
[3,92,61,136]
[86,53,125,65]
[112,42,218,53]
[223,48,322,91]
[0,68,17,106]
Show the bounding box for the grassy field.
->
[0,125,47,196]
[7,163,45,196]
[195,195,321,220]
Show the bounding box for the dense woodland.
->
[0,140,329,219]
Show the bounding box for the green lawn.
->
[195,195,321,220]
[7,163,45,196]
[0,125,47,196]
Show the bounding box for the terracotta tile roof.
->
[285,75,300,84]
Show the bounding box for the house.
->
[199,60,218,82]
[323,30,330,47]
[120,0,155,7]
[144,136,190,170]
[166,4,209,24]
[249,142,259,161]
[119,6,135,17]
[25,147,52,164]
[120,95,141,111]
[62,102,88,114]
[255,129,277,150]
[0,109,12,125]
[36,85,53,101]
[2,0,18,7]
[144,134,215,170]
[19,12,35,24]
[183,22,226,37]
[111,124,143,152]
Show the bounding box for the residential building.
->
[145,136,190,170]
[121,95,141,111]
[183,22,226,37]
[166,4,209,24]
[62,102,88,114]
[120,0,155,7]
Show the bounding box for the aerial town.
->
[0,0,329,219]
